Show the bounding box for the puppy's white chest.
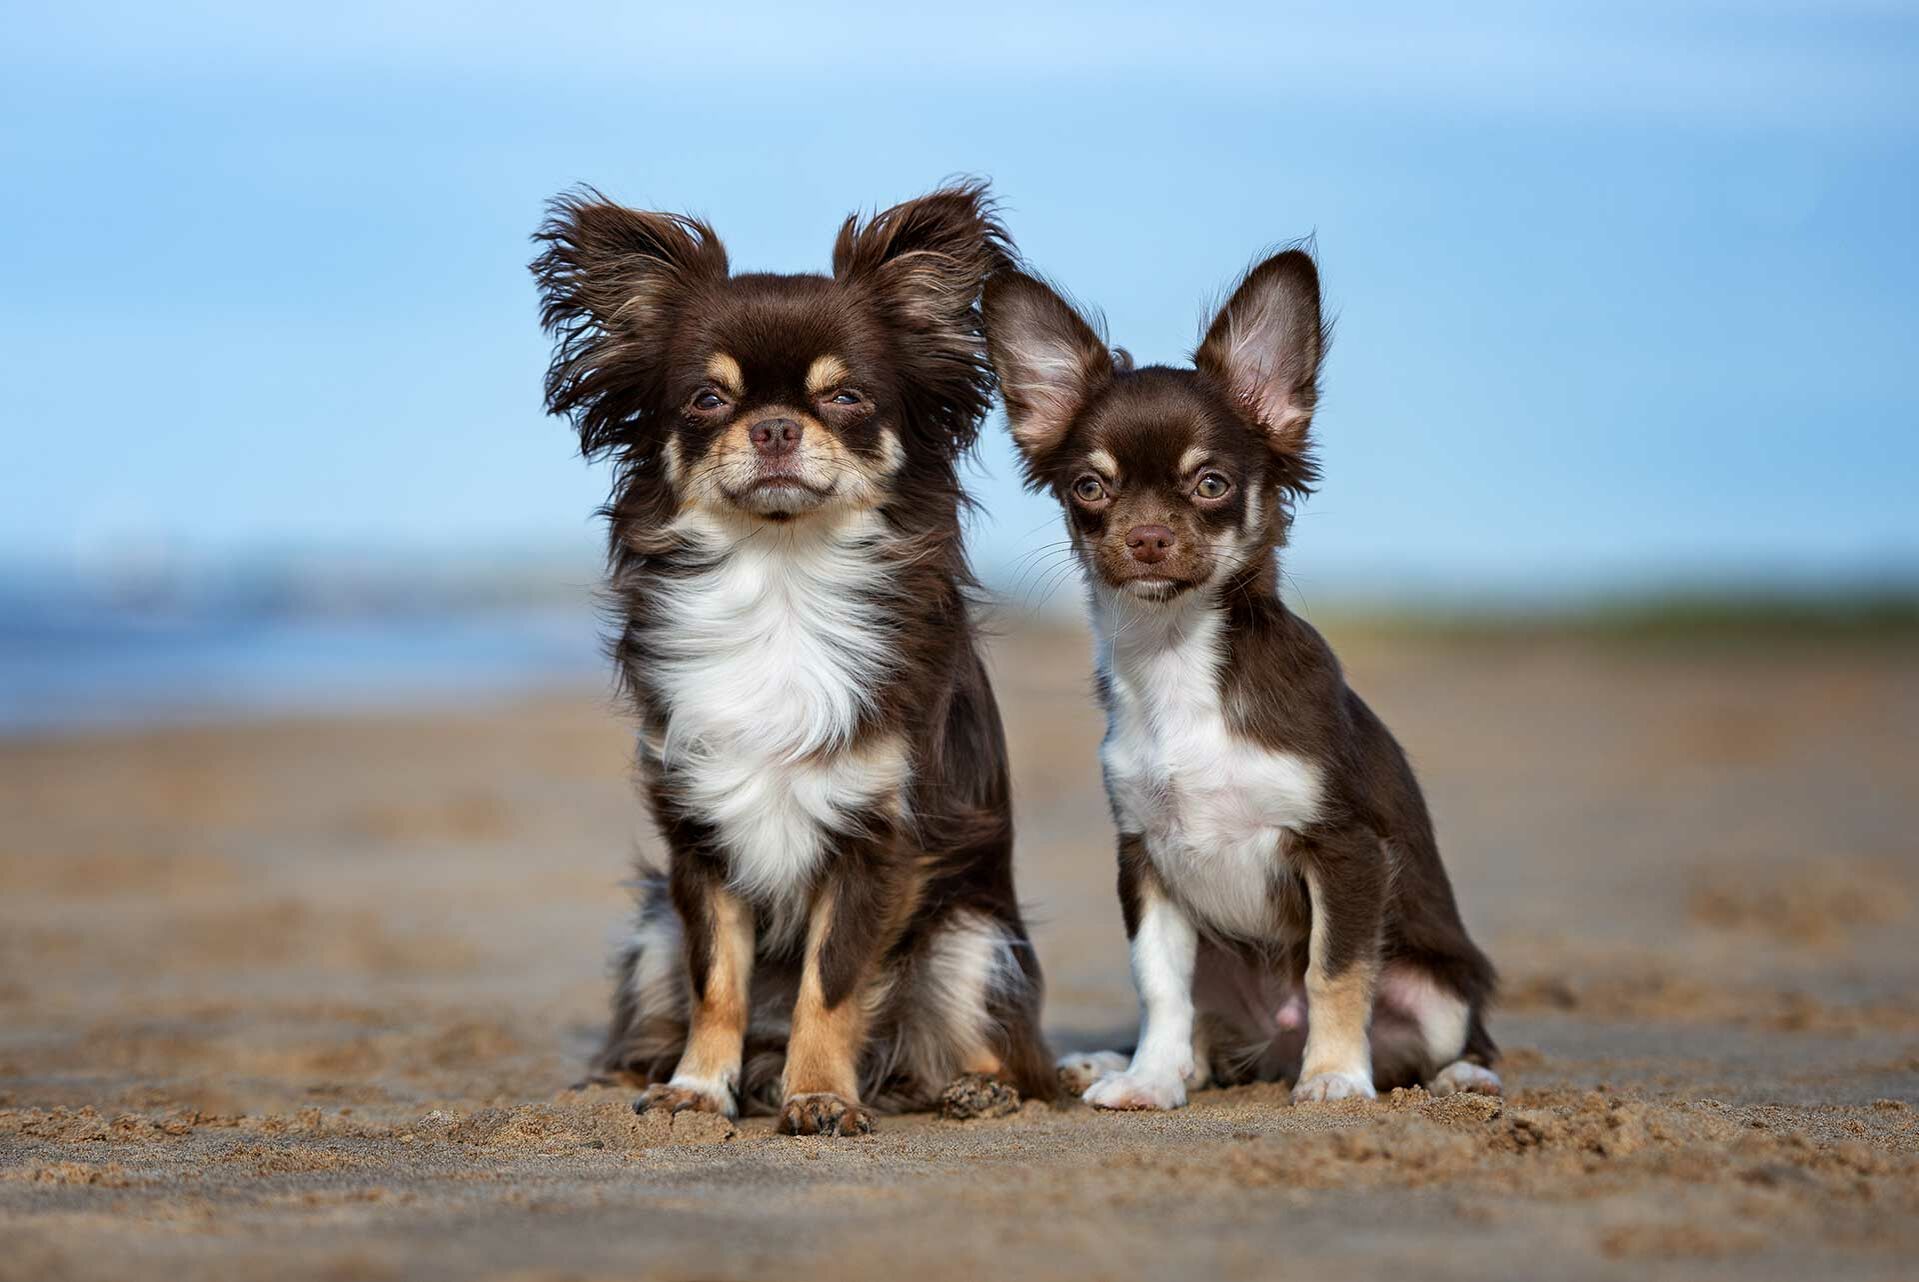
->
[1096,603,1323,939]
[649,519,904,924]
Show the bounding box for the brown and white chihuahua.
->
[532,183,1054,1135]
[983,248,1500,1108]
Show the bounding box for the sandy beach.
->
[2,620,1915,1281]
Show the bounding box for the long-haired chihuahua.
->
[533,182,1054,1135]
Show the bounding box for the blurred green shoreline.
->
[7,558,1916,640]
[5,569,1911,735]
[1300,590,1919,646]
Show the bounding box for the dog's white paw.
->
[635,1076,736,1119]
[1292,1070,1377,1104]
[1083,1070,1187,1111]
[1057,1050,1131,1096]
[1430,1060,1503,1097]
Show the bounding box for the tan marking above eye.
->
[805,355,852,398]
[1085,448,1120,479]
[1178,446,1211,477]
[704,353,744,397]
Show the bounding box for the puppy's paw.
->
[1083,1071,1186,1111]
[939,1072,1021,1121]
[1292,1070,1377,1104]
[1430,1060,1503,1097]
[778,1091,873,1137]
[1056,1050,1131,1096]
[634,1079,734,1118]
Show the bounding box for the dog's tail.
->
[585,874,688,1086]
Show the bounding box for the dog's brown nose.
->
[1126,525,1175,565]
[750,417,803,456]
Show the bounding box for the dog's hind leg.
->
[1374,962,1501,1096]
[1056,1049,1131,1096]
[876,909,1048,1119]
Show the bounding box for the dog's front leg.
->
[636,853,754,1118]
[1293,829,1386,1102]
[777,894,874,1136]
[1085,837,1198,1110]
[777,834,915,1137]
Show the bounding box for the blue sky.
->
[3,2,1915,598]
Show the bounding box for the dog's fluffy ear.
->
[833,180,1008,335]
[530,190,729,459]
[1195,248,1326,456]
[983,271,1114,474]
[833,181,1008,455]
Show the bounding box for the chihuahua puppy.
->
[532,183,1054,1135]
[984,248,1499,1107]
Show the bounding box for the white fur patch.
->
[1087,889,1197,1112]
[661,1071,737,1115]
[1093,591,1325,940]
[648,511,906,941]
[1083,1068,1188,1111]
[1057,1050,1130,1095]
[885,912,1025,1089]
[1431,1060,1502,1097]
[1293,1069,1375,1103]
[1378,964,1470,1067]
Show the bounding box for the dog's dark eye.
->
[1072,476,1107,504]
[1194,472,1232,501]
[692,390,726,412]
[829,389,862,406]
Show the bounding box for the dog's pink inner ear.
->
[1195,251,1325,453]
[984,275,1113,460]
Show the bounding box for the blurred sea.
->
[0,577,608,735]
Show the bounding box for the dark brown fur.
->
[532,182,1055,1130]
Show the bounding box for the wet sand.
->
[2,622,1915,1280]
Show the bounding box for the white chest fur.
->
[647,514,907,933]
[1094,593,1324,940]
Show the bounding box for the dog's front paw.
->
[939,1072,1021,1121]
[1056,1051,1131,1096]
[1083,1071,1186,1111]
[1430,1060,1503,1097]
[634,1079,734,1118]
[778,1091,873,1137]
[1292,1070,1376,1104]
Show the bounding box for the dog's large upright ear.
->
[832,181,1009,454]
[531,190,729,459]
[982,272,1113,479]
[1194,248,1327,457]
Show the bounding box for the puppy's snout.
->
[1126,525,1175,565]
[750,417,804,457]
